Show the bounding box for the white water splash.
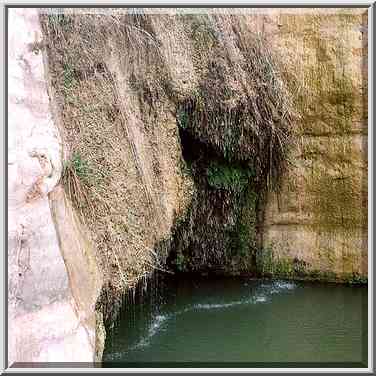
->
[193,301,246,310]
[254,295,267,303]
[128,280,296,350]
[268,280,296,294]
[273,281,296,290]
[129,314,170,350]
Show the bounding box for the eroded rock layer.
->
[8,7,368,366]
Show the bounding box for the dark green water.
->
[103,276,367,367]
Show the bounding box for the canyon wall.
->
[7,7,368,366]
[8,7,195,365]
[253,9,368,281]
[8,8,103,365]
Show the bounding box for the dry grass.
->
[40,9,296,321]
[177,12,297,192]
[41,13,168,319]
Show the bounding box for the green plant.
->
[308,270,321,279]
[177,108,189,129]
[63,62,76,90]
[292,258,308,276]
[256,247,274,276]
[275,258,294,277]
[176,252,188,272]
[206,162,254,192]
[230,222,249,258]
[62,153,94,210]
[346,273,368,285]
[257,248,308,279]
[320,271,337,281]
[47,13,70,29]
[66,153,91,181]
[230,188,257,263]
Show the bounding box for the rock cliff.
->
[7,7,368,365]
[256,9,368,282]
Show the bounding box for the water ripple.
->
[128,280,296,351]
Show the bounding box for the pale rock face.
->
[8,8,101,365]
[253,8,368,277]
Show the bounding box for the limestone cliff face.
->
[8,8,103,364]
[252,9,368,280]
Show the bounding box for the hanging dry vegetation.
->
[40,9,296,321]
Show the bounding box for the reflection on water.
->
[103,276,367,366]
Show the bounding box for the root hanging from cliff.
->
[167,13,296,273]
[175,13,297,191]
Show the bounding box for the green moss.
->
[64,153,90,181]
[176,252,188,272]
[47,13,71,30]
[175,19,294,193]
[256,247,274,276]
[231,222,250,258]
[344,272,368,285]
[256,247,342,282]
[168,138,259,274]
[63,62,76,90]
[230,188,257,266]
[276,259,294,278]
[63,152,107,191]
[177,108,189,129]
[206,161,254,192]
[256,245,367,284]
[293,258,309,277]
